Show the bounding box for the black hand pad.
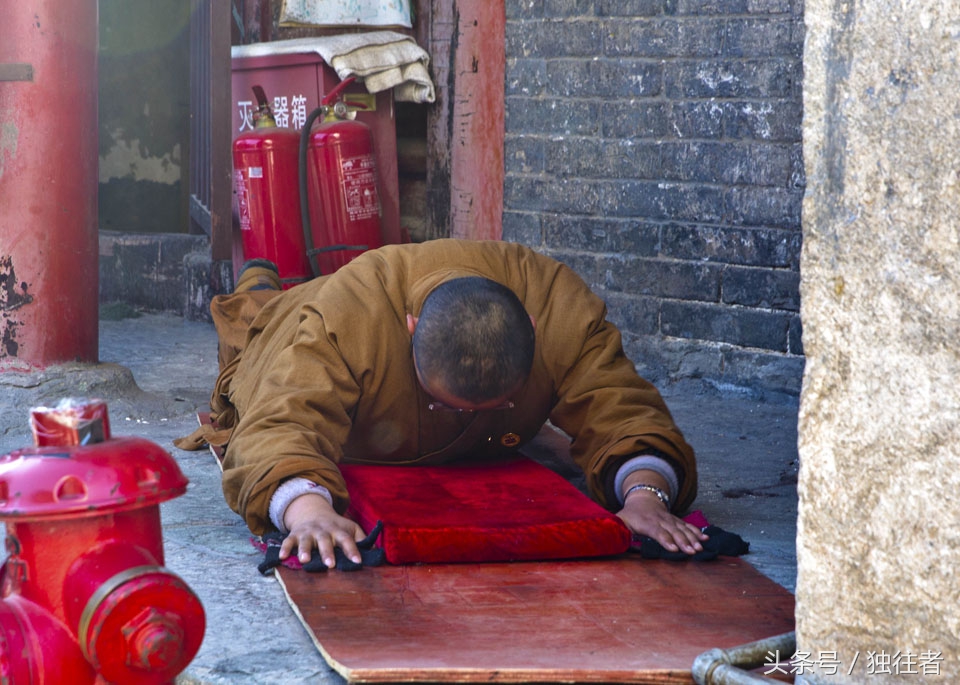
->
[701,525,750,557]
[303,521,386,572]
[632,525,749,562]
[257,531,286,575]
[258,520,386,575]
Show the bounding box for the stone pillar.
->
[798,1,960,682]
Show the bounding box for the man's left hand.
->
[616,488,708,555]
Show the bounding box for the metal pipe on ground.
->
[692,631,796,684]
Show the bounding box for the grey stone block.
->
[505,58,548,96]
[604,17,724,58]
[543,217,660,255]
[598,256,722,302]
[722,17,803,58]
[664,58,802,99]
[723,186,804,229]
[602,101,675,139]
[661,300,792,351]
[502,212,544,246]
[721,265,801,311]
[546,59,663,98]
[661,224,802,268]
[507,18,603,57]
[504,134,546,174]
[99,232,208,315]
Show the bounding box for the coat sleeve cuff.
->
[268,477,334,533]
[613,454,680,507]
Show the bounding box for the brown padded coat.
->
[204,239,697,534]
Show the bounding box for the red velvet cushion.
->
[341,457,632,564]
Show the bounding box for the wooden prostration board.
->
[197,414,794,682]
[276,557,794,683]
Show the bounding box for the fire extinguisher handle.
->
[321,76,357,106]
[252,85,270,109]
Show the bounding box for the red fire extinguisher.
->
[299,76,384,277]
[232,86,312,289]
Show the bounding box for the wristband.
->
[269,477,333,533]
[613,454,679,506]
[623,483,670,509]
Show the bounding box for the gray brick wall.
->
[503,0,805,398]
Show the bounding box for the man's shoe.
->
[236,258,282,293]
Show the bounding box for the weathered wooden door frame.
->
[189,0,233,261]
[422,1,505,241]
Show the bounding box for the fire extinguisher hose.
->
[299,105,325,278]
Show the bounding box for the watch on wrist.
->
[622,483,670,509]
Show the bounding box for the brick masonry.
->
[502,0,805,398]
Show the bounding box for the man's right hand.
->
[280,493,366,569]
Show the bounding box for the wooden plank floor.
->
[277,556,795,683]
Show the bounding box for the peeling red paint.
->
[0,256,33,358]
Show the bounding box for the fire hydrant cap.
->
[0,437,188,520]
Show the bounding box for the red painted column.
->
[0,0,99,369]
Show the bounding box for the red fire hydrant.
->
[0,399,205,683]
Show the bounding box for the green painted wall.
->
[98,0,191,233]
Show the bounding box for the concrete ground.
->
[0,312,799,684]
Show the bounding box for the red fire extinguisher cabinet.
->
[230,44,401,279]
